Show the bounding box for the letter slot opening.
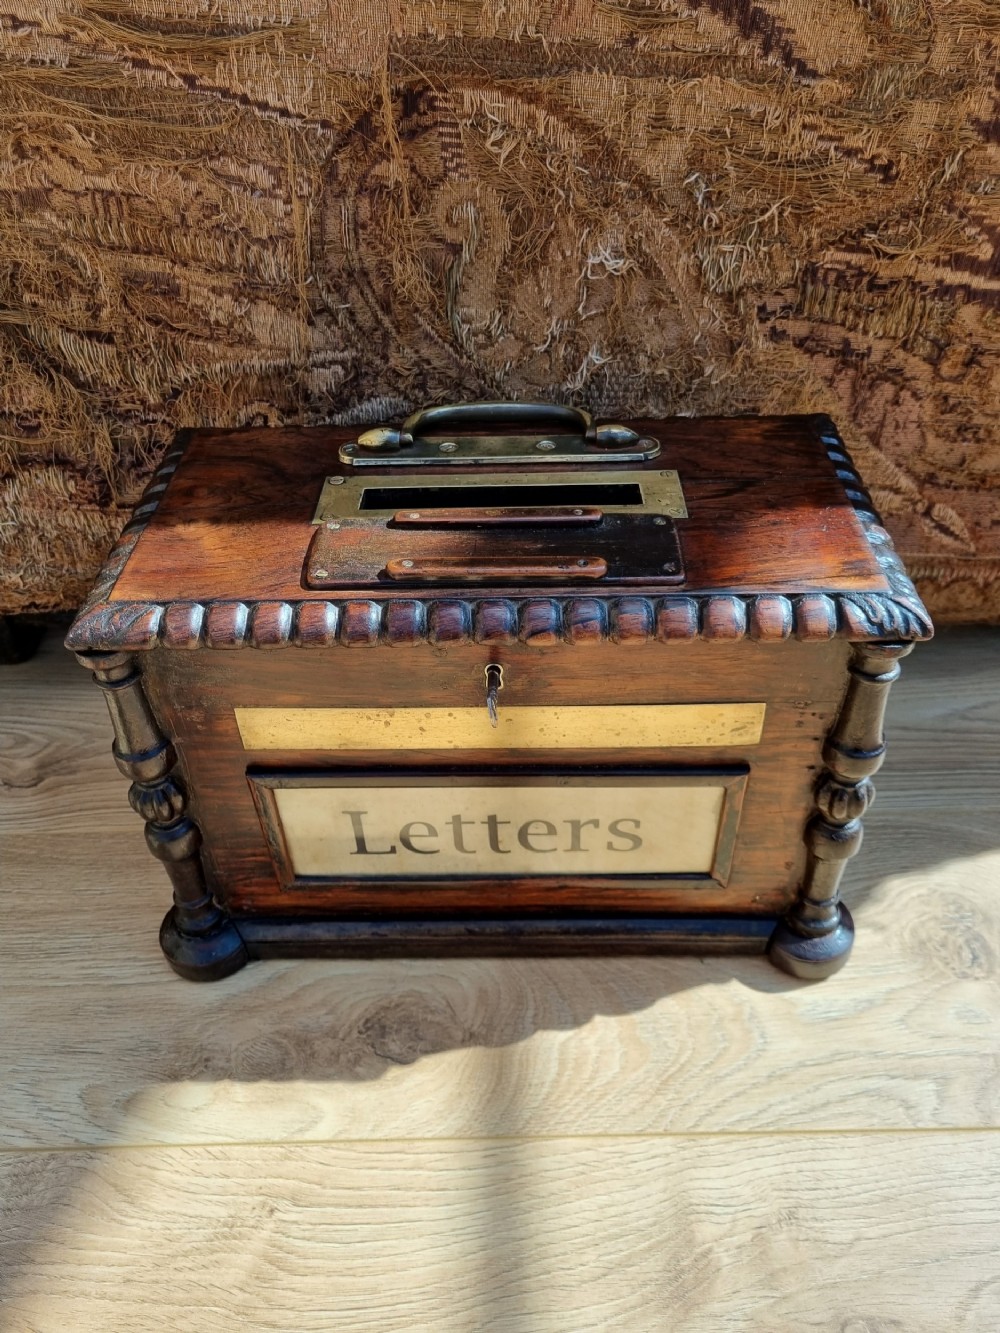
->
[358,481,646,512]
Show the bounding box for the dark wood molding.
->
[235,914,777,959]
[768,638,914,979]
[76,646,248,981]
[64,416,932,654]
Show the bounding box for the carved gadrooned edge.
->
[812,415,933,643]
[63,587,933,651]
[65,417,934,652]
[71,437,189,623]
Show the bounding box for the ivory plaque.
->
[264,778,739,880]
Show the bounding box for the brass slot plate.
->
[338,432,661,467]
[312,469,688,524]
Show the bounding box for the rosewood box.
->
[66,403,932,981]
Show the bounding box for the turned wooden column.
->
[77,649,247,981]
[768,640,913,980]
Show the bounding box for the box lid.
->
[66,413,932,652]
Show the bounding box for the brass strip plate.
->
[312,469,688,524]
[338,433,661,467]
[384,555,609,582]
[235,703,765,751]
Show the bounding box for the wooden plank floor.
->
[2,627,999,1331]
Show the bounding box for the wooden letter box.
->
[67,404,932,981]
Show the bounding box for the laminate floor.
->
[1,628,999,1331]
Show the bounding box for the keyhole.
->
[484,663,505,729]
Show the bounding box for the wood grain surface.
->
[2,627,1000,1329]
[108,418,886,604]
[3,1135,1000,1332]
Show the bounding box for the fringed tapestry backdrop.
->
[1,2,997,620]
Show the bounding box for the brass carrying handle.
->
[356,401,617,452]
[385,555,608,583]
[400,401,595,447]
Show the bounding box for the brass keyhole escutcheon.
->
[484,663,505,728]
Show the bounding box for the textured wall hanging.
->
[2,1,997,620]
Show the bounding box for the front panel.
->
[144,638,850,918]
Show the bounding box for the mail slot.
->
[306,461,687,589]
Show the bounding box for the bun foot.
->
[159,907,249,982]
[767,903,854,980]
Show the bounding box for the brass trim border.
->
[235,702,766,752]
[247,767,750,891]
